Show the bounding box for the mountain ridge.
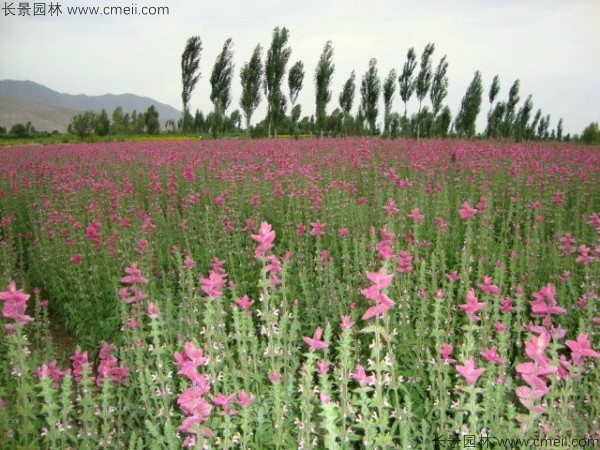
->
[0,80,181,132]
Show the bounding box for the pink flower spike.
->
[459,289,486,321]
[147,301,160,318]
[251,221,275,258]
[236,390,254,407]
[319,391,331,405]
[268,369,281,383]
[459,201,478,219]
[303,326,328,349]
[0,281,30,303]
[455,358,485,386]
[351,364,374,386]
[340,315,355,329]
[234,295,254,311]
[407,207,425,223]
[565,333,600,366]
[481,346,505,365]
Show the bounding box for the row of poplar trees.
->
[180,27,562,140]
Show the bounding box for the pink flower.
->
[211,393,238,415]
[440,343,456,364]
[303,326,328,349]
[296,223,306,235]
[236,390,254,407]
[120,263,148,285]
[310,219,325,236]
[500,297,514,313]
[494,322,507,332]
[480,346,504,365]
[407,208,425,223]
[458,201,478,219]
[338,227,348,237]
[455,358,485,386]
[351,365,374,386]
[71,254,83,264]
[0,281,30,303]
[383,198,399,214]
[268,369,281,383]
[317,359,330,374]
[516,385,548,409]
[445,271,459,282]
[319,391,331,404]
[37,360,65,387]
[251,221,275,258]
[459,289,486,321]
[565,333,600,366]
[179,387,213,416]
[183,254,196,270]
[234,295,254,311]
[340,315,355,329]
[2,299,33,323]
[478,275,500,296]
[200,270,226,298]
[147,301,160,318]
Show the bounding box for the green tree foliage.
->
[240,44,263,136]
[537,114,551,139]
[264,26,291,137]
[95,109,110,136]
[455,70,483,138]
[398,48,417,118]
[288,60,305,107]
[68,111,97,138]
[144,105,160,135]
[556,118,563,141]
[436,105,452,138]
[430,56,448,118]
[210,38,235,138]
[181,36,202,132]
[501,79,520,137]
[360,58,381,135]
[382,69,397,137]
[581,122,600,145]
[415,43,435,139]
[288,61,304,136]
[339,71,356,137]
[486,75,500,137]
[314,41,335,137]
[528,109,542,140]
[513,94,533,142]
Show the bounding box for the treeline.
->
[178,26,594,142]
[66,106,160,138]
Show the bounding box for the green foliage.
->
[382,69,397,137]
[415,43,435,139]
[314,41,335,137]
[513,94,533,142]
[68,111,97,138]
[144,105,160,135]
[360,58,381,135]
[264,26,291,138]
[339,70,356,137]
[95,109,110,137]
[288,60,305,107]
[581,121,600,145]
[501,79,520,138]
[430,56,448,118]
[181,35,202,130]
[398,47,417,118]
[455,70,483,138]
[210,38,235,138]
[240,44,264,135]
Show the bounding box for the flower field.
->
[0,138,598,448]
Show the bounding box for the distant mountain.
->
[0,80,181,132]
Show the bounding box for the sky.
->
[1,0,599,135]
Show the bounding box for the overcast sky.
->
[1,0,599,135]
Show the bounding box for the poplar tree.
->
[339,71,356,137]
[314,41,335,137]
[455,70,483,138]
[486,75,500,137]
[181,36,202,133]
[210,38,234,138]
[382,69,397,137]
[360,58,381,135]
[264,27,291,137]
[288,61,304,136]
[415,43,435,139]
[240,44,263,136]
[398,48,417,119]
